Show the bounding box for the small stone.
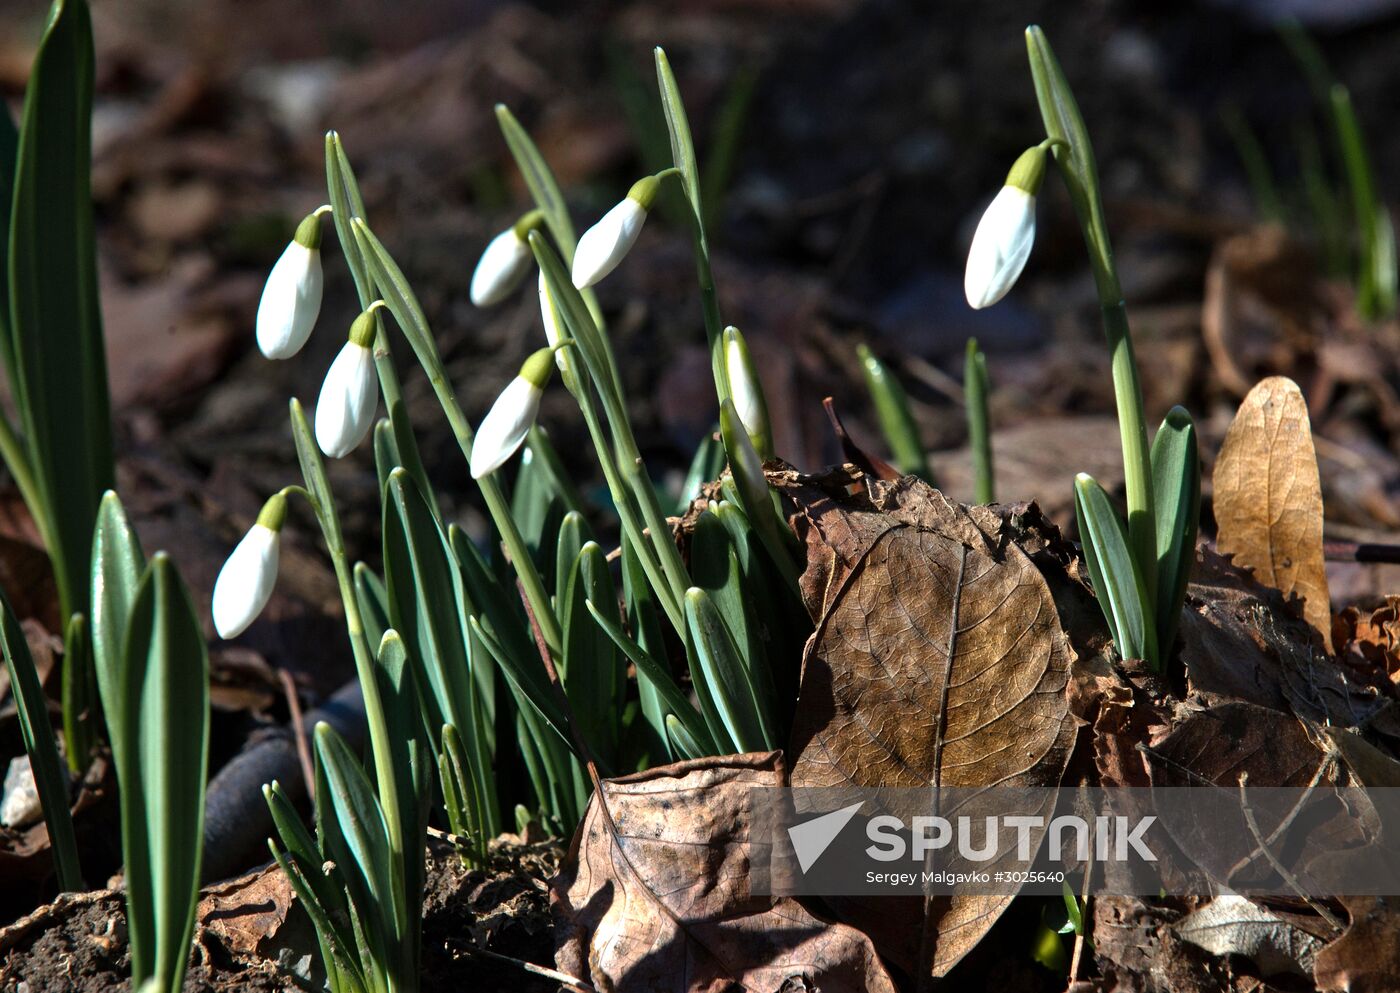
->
[1,755,43,829]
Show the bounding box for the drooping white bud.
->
[963,145,1048,310]
[469,346,557,478]
[212,494,286,639]
[314,307,380,458]
[257,208,328,359]
[571,176,659,289]
[470,225,533,307]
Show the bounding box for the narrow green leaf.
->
[125,554,209,993]
[90,490,144,769]
[353,562,391,656]
[1331,84,1395,319]
[561,544,625,759]
[1025,25,1105,271]
[719,398,799,593]
[684,587,773,752]
[382,468,476,744]
[654,46,725,396]
[494,105,579,258]
[374,630,429,978]
[690,510,768,698]
[665,714,708,761]
[621,534,669,756]
[586,598,713,755]
[1150,406,1200,660]
[964,338,994,504]
[314,723,396,977]
[267,841,370,993]
[59,612,95,774]
[555,511,593,621]
[1073,474,1156,667]
[1062,879,1084,935]
[264,781,364,987]
[10,0,113,621]
[467,615,573,759]
[654,47,702,227]
[0,584,80,890]
[0,100,19,378]
[325,130,373,302]
[857,344,930,481]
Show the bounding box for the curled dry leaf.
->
[1174,894,1325,978]
[771,467,1075,977]
[1213,376,1333,651]
[1178,549,1394,732]
[552,751,897,993]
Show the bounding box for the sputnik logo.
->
[787,801,864,872]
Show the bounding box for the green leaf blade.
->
[1073,474,1156,668]
[10,0,113,620]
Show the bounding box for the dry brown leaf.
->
[1174,894,1324,978]
[773,468,1075,977]
[1214,376,1333,651]
[552,751,897,993]
[1179,549,1394,732]
[1314,895,1400,993]
[1333,596,1400,684]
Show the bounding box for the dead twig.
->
[458,943,596,993]
[276,668,315,795]
[1236,772,1345,934]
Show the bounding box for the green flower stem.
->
[429,365,564,659]
[282,417,415,983]
[351,219,564,659]
[964,339,995,505]
[654,48,727,407]
[569,362,685,634]
[1026,25,1156,601]
[532,237,693,621]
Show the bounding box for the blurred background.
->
[1,0,1398,698]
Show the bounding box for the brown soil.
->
[0,836,562,993]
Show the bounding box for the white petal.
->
[212,524,280,639]
[470,229,532,306]
[315,342,378,458]
[571,198,647,288]
[964,186,1036,310]
[470,376,542,478]
[726,335,763,440]
[257,242,324,359]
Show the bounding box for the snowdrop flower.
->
[470,345,560,478]
[964,144,1050,310]
[257,206,329,359]
[722,325,773,460]
[315,303,382,458]
[212,493,286,639]
[470,211,542,306]
[572,175,661,289]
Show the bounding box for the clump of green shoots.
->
[963,27,1201,672]
[215,47,811,986]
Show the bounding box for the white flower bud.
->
[571,176,659,289]
[723,326,772,460]
[964,185,1037,310]
[469,346,557,478]
[212,495,286,639]
[470,228,532,306]
[964,145,1052,311]
[257,210,327,359]
[314,308,380,458]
